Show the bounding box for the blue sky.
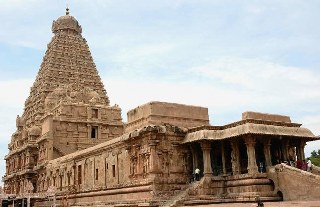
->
[0,0,320,182]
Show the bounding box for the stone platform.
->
[196,200,320,207]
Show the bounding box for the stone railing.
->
[270,163,320,201]
[275,163,320,183]
[311,164,320,175]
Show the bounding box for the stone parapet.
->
[125,101,209,132]
[242,111,291,123]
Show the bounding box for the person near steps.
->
[195,168,200,181]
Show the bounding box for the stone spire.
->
[66,6,70,15]
[22,11,110,126]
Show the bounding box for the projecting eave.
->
[183,122,316,144]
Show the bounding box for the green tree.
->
[309,150,320,167]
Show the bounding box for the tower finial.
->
[66,0,70,15]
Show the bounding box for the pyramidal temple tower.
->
[24,8,109,123]
[4,9,124,192]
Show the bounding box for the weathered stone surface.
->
[126,101,209,132]
[268,164,320,201]
[242,111,291,123]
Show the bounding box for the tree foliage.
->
[309,150,320,167]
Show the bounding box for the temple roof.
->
[52,14,82,34]
[183,120,317,143]
[21,11,109,127]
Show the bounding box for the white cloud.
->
[191,57,320,105]
[0,79,31,146]
[0,79,32,107]
[192,57,320,88]
[300,115,320,135]
[105,54,320,123]
[112,43,176,66]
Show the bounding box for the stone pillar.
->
[200,141,213,176]
[230,139,240,175]
[221,141,227,175]
[281,139,289,161]
[299,140,306,160]
[296,143,300,161]
[244,135,258,174]
[149,140,159,173]
[263,139,272,168]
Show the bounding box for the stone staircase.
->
[161,173,281,206]
[162,181,202,207]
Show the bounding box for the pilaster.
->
[244,135,258,174]
[200,141,212,176]
[263,139,272,168]
[148,140,160,173]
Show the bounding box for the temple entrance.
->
[224,141,232,175]
[211,142,222,175]
[190,143,203,178]
[208,141,233,176]
[255,141,266,172]
[239,139,248,174]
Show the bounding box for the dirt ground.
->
[196,200,320,207]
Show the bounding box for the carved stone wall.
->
[33,125,189,206]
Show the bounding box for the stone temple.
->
[3,9,320,207]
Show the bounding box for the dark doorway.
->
[224,141,233,174]
[255,141,266,172]
[239,139,248,174]
[190,143,203,179]
[211,142,222,176]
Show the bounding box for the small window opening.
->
[78,165,82,184]
[95,169,99,180]
[112,165,116,177]
[91,126,98,139]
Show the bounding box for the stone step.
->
[182,195,282,206]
